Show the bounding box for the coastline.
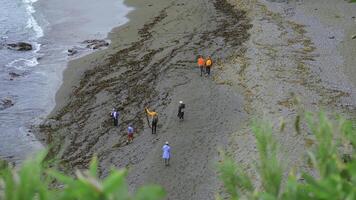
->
[49,0,168,117]
[39,0,252,198]
[38,0,355,199]
[0,0,132,163]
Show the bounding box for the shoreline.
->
[39,0,252,198]
[37,0,355,199]
[48,0,165,117]
[31,0,133,139]
[1,0,133,164]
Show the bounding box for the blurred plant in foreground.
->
[0,153,165,200]
[218,112,355,200]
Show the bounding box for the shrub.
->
[0,153,165,200]
[218,112,355,200]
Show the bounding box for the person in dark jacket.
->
[110,108,119,127]
[177,101,185,120]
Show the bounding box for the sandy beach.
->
[38,0,356,199]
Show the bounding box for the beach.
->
[0,0,131,163]
[30,0,356,199]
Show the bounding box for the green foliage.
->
[218,112,355,200]
[0,153,165,200]
[350,0,356,3]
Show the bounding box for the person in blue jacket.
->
[162,141,171,166]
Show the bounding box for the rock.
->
[0,97,14,110]
[7,42,32,51]
[68,48,78,56]
[42,119,61,129]
[352,35,356,39]
[329,36,335,39]
[352,16,355,19]
[83,39,109,49]
[9,72,21,79]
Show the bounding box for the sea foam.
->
[23,0,44,39]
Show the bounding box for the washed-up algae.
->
[40,0,252,170]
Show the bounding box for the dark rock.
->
[0,97,14,110]
[329,36,335,39]
[82,39,109,49]
[352,16,355,19]
[7,42,32,51]
[68,48,78,56]
[352,35,356,40]
[9,72,21,79]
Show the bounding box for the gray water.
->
[0,0,132,163]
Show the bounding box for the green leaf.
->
[47,169,75,185]
[103,169,128,196]
[134,185,166,200]
[89,156,98,177]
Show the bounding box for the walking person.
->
[145,107,158,134]
[177,101,185,120]
[152,114,158,134]
[205,56,213,76]
[162,141,171,166]
[110,108,119,127]
[126,123,134,144]
[197,55,205,76]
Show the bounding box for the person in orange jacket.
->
[197,55,205,76]
[205,56,213,76]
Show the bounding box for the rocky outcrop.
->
[0,97,14,110]
[82,39,109,49]
[67,40,109,56]
[67,48,78,56]
[7,42,33,51]
[9,72,22,80]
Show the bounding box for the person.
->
[197,55,205,76]
[177,101,185,120]
[145,107,158,134]
[205,56,213,76]
[162,141,171,166]
[110,108,119,127]
[127,124,134,144]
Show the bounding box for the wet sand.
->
[38,0,355,199]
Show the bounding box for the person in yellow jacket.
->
[145,107,158,134]
[205,56,213,76]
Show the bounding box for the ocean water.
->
[0,0,132,163]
